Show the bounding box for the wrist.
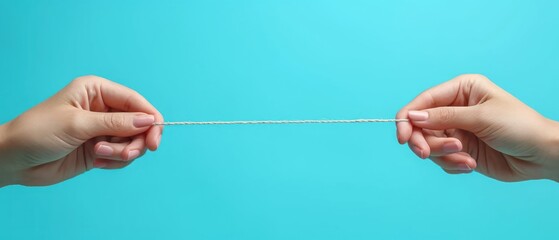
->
[541,119,559,181]
[0,123,20,187]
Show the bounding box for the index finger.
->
[396,77,463,144]
[98,77,164,151]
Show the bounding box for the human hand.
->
[396,74,559,182]
[0,76,164,186]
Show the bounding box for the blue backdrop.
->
[1,1,559,239]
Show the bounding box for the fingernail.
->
[96,145,113,156]
[442,142,461,153]
[457,163,472,171]
[408,111,428,121]
[127,150,140,161]
[134,115,155,128]
[93,159,107,168]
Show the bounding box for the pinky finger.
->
[443,169,473,174]
[430,152,477,173]
[93,158,134,170]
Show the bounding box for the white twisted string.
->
[153,118,409,126]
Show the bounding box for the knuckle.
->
[69,76,97,90]
[396,108,407,119]
[71,75,108,88]
[66,111,84,134]
[458,73,491,84]
[470,105,491,133]
[436,108,455,123]
[72,75,97,84]
[473,104,487,121]
[104,114,127,130]
[120,152,131,161]
[122,94,137,111]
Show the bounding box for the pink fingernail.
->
[408,111,429,121]
[134,115,155,128]
[457,163,472,171]
[442,142,461,153]
[96,145,113,156]
[127,150,140,161]
[93,159,107,168]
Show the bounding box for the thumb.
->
[407,106,480,132]
[81,112,155,138]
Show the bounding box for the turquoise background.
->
[1,0,559,239]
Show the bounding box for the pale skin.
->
[1,74,558,187]
[396,74,559,182]
[0,75,163,187]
